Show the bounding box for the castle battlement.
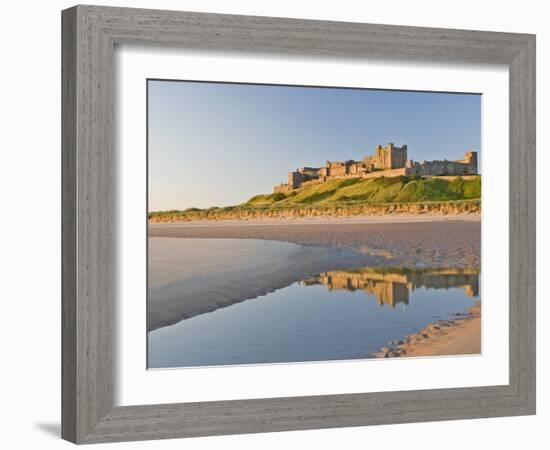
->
[274,143,478,193]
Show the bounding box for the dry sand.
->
[372,302,481,358]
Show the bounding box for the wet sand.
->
[149,216,481,269]
[372,302,481,358]
[148,238,379,331]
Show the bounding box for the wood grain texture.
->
[61,7,77,443]
[61,4,536,444]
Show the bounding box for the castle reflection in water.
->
[301,268,479,308]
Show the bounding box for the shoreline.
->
[149,213,480,228]
[149,219,481,269]
[372,301,481,358]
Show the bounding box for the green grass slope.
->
[246,175,481,206]
[148,175,481,222]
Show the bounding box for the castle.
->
[274,143,478,193]
[302,269,479,308]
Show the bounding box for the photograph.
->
[1,0,542,447]
[147,80,482,368]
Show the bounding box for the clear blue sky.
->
[148,80,481,211]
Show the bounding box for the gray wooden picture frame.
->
[61,4,536,444]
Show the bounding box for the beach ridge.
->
[149,200,481,223]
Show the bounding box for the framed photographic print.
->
[61,5,536,444]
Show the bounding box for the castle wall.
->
[273,183,291,193]
[300,167,320,175]
[408,160,477,176]
[348,162,361,174]
[305,269,478,307]
[408,273,479,297]
[317,272,410,307]
[362,168,408,179]
[327,163,347,177]
[273,145,478,192]
[288,171,306,188]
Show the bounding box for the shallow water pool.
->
[148,266,479,368]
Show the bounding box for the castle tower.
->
[389,144,408,169]
[463,151,478,173]
[367,143,408,170]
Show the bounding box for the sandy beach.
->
[149,216,481,358]
[149,215,481,269]
[372,302,481,358]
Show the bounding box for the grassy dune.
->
[247,176,480,206]
[149,175,481,222]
